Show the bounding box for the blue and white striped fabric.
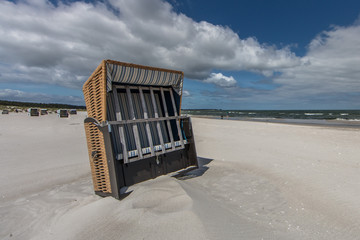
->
[106,63,183,95]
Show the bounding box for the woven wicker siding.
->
[83,61,111,193]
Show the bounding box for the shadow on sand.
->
[172,157,213,180]
[119,186,133,200]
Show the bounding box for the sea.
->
[181,109,360,128]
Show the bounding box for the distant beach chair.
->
[57,109,69,118]
[28,108,39,116]
[2,109,9,114]
[69,109,77,115]
[83,60,198,199]
[40,109,48,115]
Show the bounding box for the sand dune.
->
[1,114,359,239]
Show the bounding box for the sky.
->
[1,0,360,109]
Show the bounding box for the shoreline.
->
[188,115,360,129]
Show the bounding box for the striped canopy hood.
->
[105,60,184,95]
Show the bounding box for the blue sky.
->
[1,0,360,109]
[175,0,360,56]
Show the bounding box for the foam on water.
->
[182,109,360,127]
[304,113,323,116]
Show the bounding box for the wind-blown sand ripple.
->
[1,114,360,239]
[33,176,207,240]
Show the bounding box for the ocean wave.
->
[336,118,360,121]
[304,113,323,116]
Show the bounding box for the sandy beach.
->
[1,113,360,239]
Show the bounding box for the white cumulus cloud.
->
[274,23,360,96]
[199,22,360,109]
[182,90,191,97]
[0,0,300,90]
[204,73,237,88]
[1,0,359,108]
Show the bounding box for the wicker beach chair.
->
[40,109,48,115]
[57,109,69,118]
[28,108,39,116]
[83,60,198,199]
[69,109,77,115]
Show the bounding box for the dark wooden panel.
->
[122,157,155,186]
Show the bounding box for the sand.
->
[1,114,360,239]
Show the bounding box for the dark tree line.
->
[0,100,86,110]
